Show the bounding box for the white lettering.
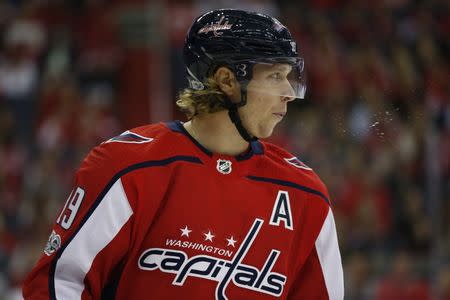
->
[269,191,294,230]
[140,219,286,299]
[165,239,233,258]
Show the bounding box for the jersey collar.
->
[166,120,264,161]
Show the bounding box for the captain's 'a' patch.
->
[270,191,293,230]
[104,130,153,144]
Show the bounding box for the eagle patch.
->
[284,157,312,170]
[105,131,153,144]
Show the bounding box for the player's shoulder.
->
[260,141,330,203]
[99,122,171,155]
[261,141,315,176]
[79,122,188,174]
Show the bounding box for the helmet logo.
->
[198,16,232,37]
[216,159,232,174]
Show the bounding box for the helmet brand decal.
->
[188,78,204,90]
[186,67,205,90]
[198,16,232,37]
[216,159,232,174]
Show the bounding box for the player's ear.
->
[214,67,240,101]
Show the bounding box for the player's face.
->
[238,63,296,138]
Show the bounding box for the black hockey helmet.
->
[183,9,306,99]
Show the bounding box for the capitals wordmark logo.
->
[198,16,233,37]
[138,219,286,299]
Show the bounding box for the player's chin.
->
[255,125,276,139]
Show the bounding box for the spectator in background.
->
[375,251,430,300]
[437,265,450,300]
[0,13,45,144]
[344,251,373,300]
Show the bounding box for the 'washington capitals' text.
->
[138,219,287,299]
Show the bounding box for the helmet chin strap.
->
[224,86,258,142]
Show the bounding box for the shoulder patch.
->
[44,230,61,256]
[104,130,154,144]
[284,157,312,170]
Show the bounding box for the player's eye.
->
[268,72,283,81]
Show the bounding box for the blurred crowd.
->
[0,0,448,299]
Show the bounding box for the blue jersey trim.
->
[49,155,203,300]
[166,120,264,161]
[246,175,330,205]
[167,121,213,156]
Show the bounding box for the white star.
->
[203,231,215,242]
[180,226,192,237]
[226,236,237,247]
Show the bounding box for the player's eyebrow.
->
[257,63,292,73]
[272,64,291,72]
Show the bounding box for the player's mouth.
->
[273,112,286,119]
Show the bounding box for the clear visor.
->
[242,57,306,99]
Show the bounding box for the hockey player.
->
[23,9,344,299]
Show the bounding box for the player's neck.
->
[183,111,250,156]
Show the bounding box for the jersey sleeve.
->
[288,206,344,300]
[22,144,136,300]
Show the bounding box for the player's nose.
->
[281,81,296,102]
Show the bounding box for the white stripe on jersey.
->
[315,208,344,300]
[54,178,133,299]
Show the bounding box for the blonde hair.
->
[176,78,228,119]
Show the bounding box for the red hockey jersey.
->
[23,121,344,299]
